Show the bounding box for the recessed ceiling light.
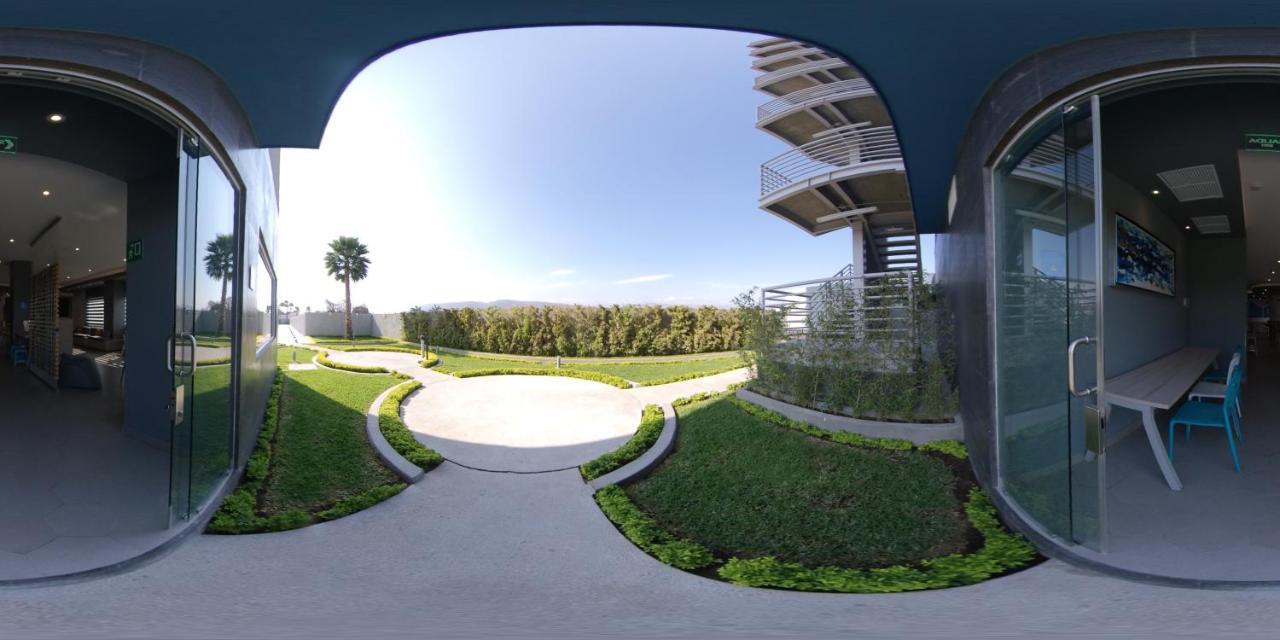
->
[1152,189,1161,195]
[74,247,80,252]
[46,113,64,123]
[7,239,12,243]
[1185,225,1191,230]
[87,268,92,273]
[40,190,50,197]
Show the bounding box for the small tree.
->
[323,236,371,340]
[203,233,235,335]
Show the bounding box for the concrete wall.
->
[1101,170,1189,377]
[295,311,375,337]
[371,313,402,340]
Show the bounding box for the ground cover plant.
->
[596,394,1038,592]
[378,380,444,470]
[401,303,743,357]
[208,368,406,533]
[315,350,391,374]
[580,405,665,481]
[451,367,632,389]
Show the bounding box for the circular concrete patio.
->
[402,375,642,472]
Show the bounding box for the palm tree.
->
[203,233,235,335]
[323,236,371,339]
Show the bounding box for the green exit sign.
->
[0,134,15,154]
[126,239,144,262]
[1245,133,1280,152]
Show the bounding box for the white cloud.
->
[548,268,575,277]
[613,273,673,285]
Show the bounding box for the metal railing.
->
[754,58,848,89]
[761,268,918,343]
[757,78,874,121]
[760,124,901,198]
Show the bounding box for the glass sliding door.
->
[994,96,1107,550]
[170,132,238,523]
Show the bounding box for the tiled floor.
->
[1076,340,1280,580]
[0,356,174,581]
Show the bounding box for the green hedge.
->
[450,367,632,389]
[322,344,423,355]
[402,303,743,357]
[208,373,408,534]
[593,397,1037,592]
[420,354,440,368]
[378,380,444,471]
[580,405,665,481]
[316,351,390,374]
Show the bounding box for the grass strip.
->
[378,380,445,470]
[580,405,665,481]
[451,367,632,389]
[594,485,716,570]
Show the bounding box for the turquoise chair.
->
[1203,345,1243,383]
[1169,363,1243,472]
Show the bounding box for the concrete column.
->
[849,220,866,276]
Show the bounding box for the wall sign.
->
[1244,133,1280,152]
[0,134,15,154]
[126,239,144,262]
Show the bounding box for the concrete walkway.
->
[7,350,1280,636]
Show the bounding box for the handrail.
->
[751,46,830,70]
[760,267,924,343]
[760,125,902,198]
[754,58,848,89]
[757,78,874,120]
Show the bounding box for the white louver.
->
[1156,164,1223,202]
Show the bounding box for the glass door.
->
[170,132,238,523]
[994,96,1107,550]
[170,132,200,524]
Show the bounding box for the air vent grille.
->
[1157,164,1223,202]
[1191,215,1231,235]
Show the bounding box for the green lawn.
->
[432,352,744,385]
[195,333,234,348]
[626,396,971,569]
[260,369,401,513]
[277,345,316,367]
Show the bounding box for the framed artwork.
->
[1115,214,1175,296]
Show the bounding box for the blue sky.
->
[278,26,931,312]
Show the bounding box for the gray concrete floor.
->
[0,355,172,582]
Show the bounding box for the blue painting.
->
[1115,215,1175,296]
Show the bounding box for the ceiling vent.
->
[1157,164,1224,202]
[1191,215,1231,235]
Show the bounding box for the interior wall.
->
[1101,169,1189,376]
[1187,237,1248,371]
[123,170,178,447]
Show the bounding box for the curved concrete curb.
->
[365,383,425,483]
[735,389,963,444]
[587,402,677,490]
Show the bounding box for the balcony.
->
[760,125,902,199]
[753,58,851,93]
[757,78,875,122]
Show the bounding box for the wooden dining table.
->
[1102,346,1219,491]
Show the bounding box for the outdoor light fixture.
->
[46,113,64,123]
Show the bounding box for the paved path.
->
[8,349,1280,637]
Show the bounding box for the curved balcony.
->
[757,78,876,122]
[750,46,831,72]
[760,125,902,199]
[754,58,850,92]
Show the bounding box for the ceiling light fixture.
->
[74,247,79,252]
[1185,225,1191,230]
[46,113,65,123]
[40,190,50,197]
[1152,189,1161,195]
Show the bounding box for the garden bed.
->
[595,394,1039,592]
[431,351,745,386]
[207,367,407,533]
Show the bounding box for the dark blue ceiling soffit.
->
[11,1,1280,233]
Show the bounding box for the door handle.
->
[181,333,198,375]
[166,335,175,373]
[1068,336,1097,397]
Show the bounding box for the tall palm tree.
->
[323,236,371,339]
[203,233,235,335]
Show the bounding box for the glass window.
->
[255,235,276,347]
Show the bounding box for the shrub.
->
[377,381,444,470]
[451,367,631,389]
[594,485,716,570]
[580,405,665,480]
[317,483,406,521]
[316,350,390,374]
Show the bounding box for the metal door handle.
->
[1068,336,1097,397]
[166,335,175,373]
[182,333,198,375]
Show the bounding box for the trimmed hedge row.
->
[208,372,407,534]
[580,405,665,481]
[593,396,1037,593]
[378,380,444,471]
[315,351,391,374]
[450,367,632,389]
